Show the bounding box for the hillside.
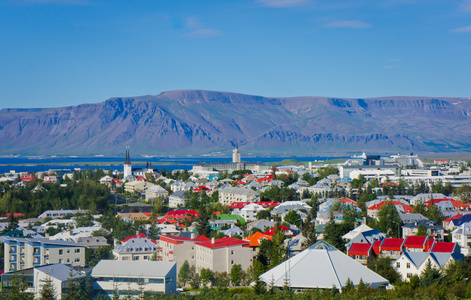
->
[1,90,470,156]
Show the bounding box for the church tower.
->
[232,143,241,163]
[123,147,132,179]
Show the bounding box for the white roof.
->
[92,260,176,278]
[35,264,85,281]
[342,224,373,240]
[259,241,389,289]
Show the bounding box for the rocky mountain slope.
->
[1,90,470,156]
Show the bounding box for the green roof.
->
[217,214,246,224]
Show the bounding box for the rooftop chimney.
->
[211,237,215,244]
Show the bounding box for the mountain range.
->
[1,90,470,156]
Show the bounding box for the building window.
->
[75,258,80,263]
[407,263,410,268]
[231,260,234,265]
[396,262,400,268]
[75,249,80,253]
[59,250,63,255]
[407,273,413,278]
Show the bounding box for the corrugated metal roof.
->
[91,260,175,278]
[259,241,389,289]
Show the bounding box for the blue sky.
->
[0,0,470,109]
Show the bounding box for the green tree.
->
[323,213,346,251]
[196,207,211,237]
[425,201,445,225]
[283,210,302,227]
[39,275,57,300]
[454,184,471,203]
[377,202,402,238]
[419,259,442,287]
[230,264,243,286]
[416,225,427,236]
[178,260,191,287]
[255,209,271,220]
[200,268,215,287]
[367,257,401,284]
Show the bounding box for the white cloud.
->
[451,25,471,33]
[181,17,223,38]
[459,0,471,12]
[256,0,310,8]
[323,20,371,29]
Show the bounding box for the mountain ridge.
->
[1,90,470,156]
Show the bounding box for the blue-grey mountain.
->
[1,90,470,156]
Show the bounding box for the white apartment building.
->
[218,187,260,205]
[0,237,86,272]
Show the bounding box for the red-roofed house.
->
[3,213,25,219]
[403,236,428,252]
[340,198,358,206]
[379,238,404,259]
[367,201,413,219]
[347,243,373,265]
[431,242,460,254]
[443,214,464,231]
[113,178,123,187]
[425,199,470,212]
[232,180,246,185]
[373,240,382,255]
[193,186,211,192]
[136,176,147,181]
[264,225,294,237]
[21,175,37,182]
[122,233,157,244]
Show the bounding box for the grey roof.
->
[399,213,428,223]
[219,186,260,197]
[259,240,389,289]
[402,252,461,269]
[246,219,275,231]
[113,237,157,254]
[219,226,245,237]
[0,236,86,247]
[35,264,85,281]
[169,190,185,198]
[92,260,176,278]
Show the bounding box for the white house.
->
[393,252,460,281]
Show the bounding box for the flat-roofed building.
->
[92,260,177,297]
[0,237,86,272]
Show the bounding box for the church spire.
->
[125,146,131,165]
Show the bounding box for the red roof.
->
[404,236,427,249]
[443,214,463,223]
[425,199,469,209]
[122,233,156,244]
[233,180,246,185]
[136,176,147,181]
[264,225,293,236]
[373,240,382,255]
[21,175,37,181]
[4,213,25,218]
[425,238,436,252]
[159,235,209,245]
[113,178,123,184]
[340,198,358,206]
[367,200,413,213]
[381,182,398,187]
[431,242,457,253]
[164,210,200,218]
[380,238,404,251]
[348,243,372,256]
[195,237,249,249]
[193,186,211,192]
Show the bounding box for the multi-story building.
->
[218,187,260,205]
[158,235,254,273]
[0,237,86,272]
[92,260,177,297]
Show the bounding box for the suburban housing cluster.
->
[1,147,471,298]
